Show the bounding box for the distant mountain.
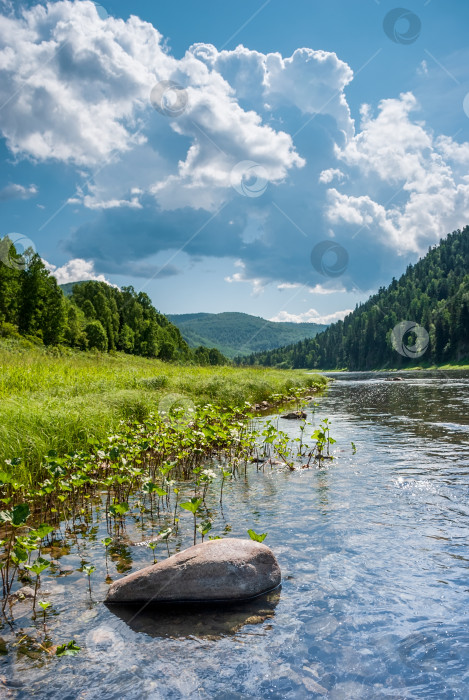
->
[167,312,327,358]
[60,281,82,296]
[238,226,469,369]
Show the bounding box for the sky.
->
[1,0,469,323]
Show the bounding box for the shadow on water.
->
[106,587,281,639]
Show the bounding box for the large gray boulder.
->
[105,538,281,604]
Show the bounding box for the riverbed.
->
[2,370,469,699]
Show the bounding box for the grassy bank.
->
[0,340,327,480]
[316,360,469,372]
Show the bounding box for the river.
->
[3,370,469,699]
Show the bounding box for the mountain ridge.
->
[237,226,469,369]
[168,311,327,358]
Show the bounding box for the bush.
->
[85,321,108,352]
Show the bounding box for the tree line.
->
[237,227,469,370]
[0,239,226,365]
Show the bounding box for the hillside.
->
[0,239,226,365]
[239,226,469,370]
[167,311,327,358]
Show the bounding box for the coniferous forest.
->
[237,227,469,370]
[0,238,226,365]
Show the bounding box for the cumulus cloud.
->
[0,183,37,200]
[43,258,114,285]
[319,168,345,185]
[3,1,469,307]
[327,93,469,254]
[270,308,352,324]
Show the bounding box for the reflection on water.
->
[2,370,469,699]
[108,588,281,640]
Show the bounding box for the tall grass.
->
[0,340,327,480]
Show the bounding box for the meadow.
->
[0,339,326,482]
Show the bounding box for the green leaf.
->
[158,527,172,540]
[38,600,51,611]
[101,537,112,548]
[109,502,129,517]
[31,523,54,539]
[180,497,202,515]
[247,529,267,543]
[0,503,30,527]
[56,640,80,657]
[12,544,28,563]
[25,557,50,576]
[196,521,212,536]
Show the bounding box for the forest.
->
[168,311,326,358]
[0,239,226,366]
[237,227,469,370]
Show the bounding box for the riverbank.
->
[314,360,469,372]
[0,339,326,481]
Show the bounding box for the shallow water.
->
[2,370,469,699]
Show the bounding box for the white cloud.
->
[0,2,158,166]
[319,168,345,184]
[277,282,301,290]
[326,92,469,254]
[224,271,264,297]
[277,282,345,294]
[270,308,352,324]
[308,283,346,294]
[43,258,114,285]
[0,183,37,200]
[0,2,361,213]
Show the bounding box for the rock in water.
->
[105,538,281,604]
[281,411,307,419]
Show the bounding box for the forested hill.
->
[0,240,225,364]
[238,227,469,370]
[167,311,327,358]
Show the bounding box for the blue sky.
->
[1,0,469,322]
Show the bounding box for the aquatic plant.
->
[56,640,80,657]
[247,529,268,543]
[82,564,96,596]
[180,498,203,545]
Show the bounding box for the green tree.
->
[84,320,108,351]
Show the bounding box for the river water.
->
[2,370,469,699]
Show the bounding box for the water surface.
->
[2,370,469,699]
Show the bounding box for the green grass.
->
[0,339,327,479]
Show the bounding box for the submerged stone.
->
[105,538,281,604]
[281,411,307,419]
